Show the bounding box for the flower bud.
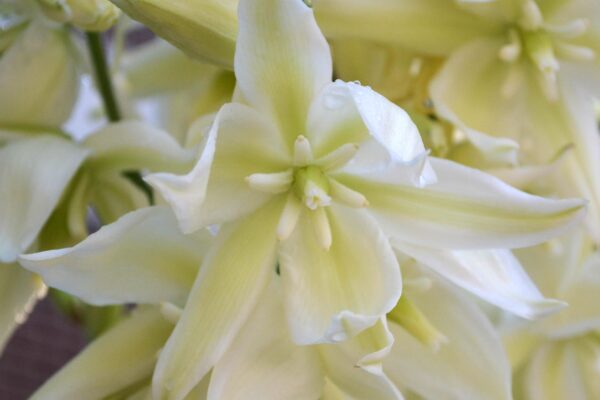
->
[37,0,121,31]
[111,0,237,68]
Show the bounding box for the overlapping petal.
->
[146,103,289,233]
[393,242,565,319]
[279,205,401,344]
[30,307,174,400]
[387,276,512,400]
[0,263,45,352]
[20,206,209,307]
[207,280,323,400]
[0,135,88,263]
[235,0,332,144]
[313,0,501,56]
[338,158,585,250]
[153,198,283,400]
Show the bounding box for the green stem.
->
[85,31,121,122]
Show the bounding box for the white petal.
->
[319,319,403,400]
[146,103,289,233]
[153,199,283,400]
[307,81,435,186]
[30,307,174,400]
[279,205,401,344]
[386,276,512,400]
[83,120,195,174]
[393,241,565,319]
[0,263,45,352]
[340,157,586,250]
[20,206,209,308]
[0,136,88,262]
[0,22,78,127]
[208,279,323,400]
[235,0,332,145]
[313,0,499,56]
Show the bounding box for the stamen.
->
[501,65,525,98]
[311,207,332,250]
[246,169,293,193]
[329,179,369,208]
[160,303,182,324]
[277,193,303,241]
[554,42,596,61]
[519,0,543,31]
[409,57,423,77]
[545,18,589,39]
[498,30,522,62]
[316,143,359,171]
[293,135,313,166]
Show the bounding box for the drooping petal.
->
[235,0,332,145]
[307,80,436,186]
[0,263,45,352]
[146,103,289,233]
[313,0,501,57]
[392,241,565,319]
[30,307,174,400]
[319,319,403,400]
[386,276,512,400]
[111,0,238,68]
[0,136,88,263]
[153,198,283,400]
[207,279,324,400]
[83,120,195,174]
[339,157,586,250]
[279,205,401,345]
[19,206,209,308]
[0,22,78,128]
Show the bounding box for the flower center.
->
[292,165,331,210]
[497,0,595,100]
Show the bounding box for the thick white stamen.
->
[329,179,369,208]
[293,135,313,166]
[499,30,522,62]
[519,0,543,31]
[554,42,596,61]
[409,57,423,77]
[311,207,332,250]
[545,19,589,39]
[277,193,303,241]
[316,143,359,171]
[501,65,525,98]
[161,303,182,324]
[246,169,293,193]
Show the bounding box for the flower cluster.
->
[0,0,598,399]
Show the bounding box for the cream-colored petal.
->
[83,120,194,174]
[319,319,403,400]
[0,263,45,352]
[207,279,323,400]
[393,242,564,319]
[279,205,401,345]
[146,103,289,233]
[112,0,237,68]
[0,22,78,128]
[307,81,435,187]
[235,0,332,145]
[387,276,512,400]
[20,206,209,308]
[339,157,586,250]
[30,307,174,400]
[153,199,283,400]
[314,0,501,56]
[0,136,88,263]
